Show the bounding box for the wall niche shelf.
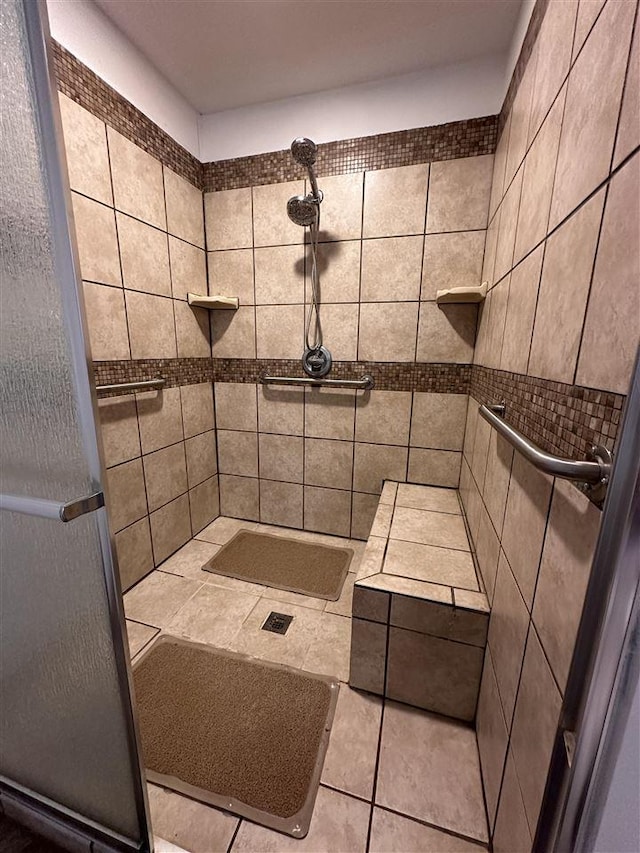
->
[187,293,239,310]
[435,281,487,305]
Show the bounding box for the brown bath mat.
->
[133,635,339,837]
[202,530,353,600]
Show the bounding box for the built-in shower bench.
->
[349,481,489,722]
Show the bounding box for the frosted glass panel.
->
[0,0,145,844]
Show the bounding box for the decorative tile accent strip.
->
[470,366,625,462]
[202,117,499,192]
[499,0,549,139]
[51,41,203,190]
[93,358,212,397]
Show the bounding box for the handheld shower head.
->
[291,137,318,167]
[287,195,320,227]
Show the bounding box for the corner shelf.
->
[435,281,487,305]
[187,293,239,310]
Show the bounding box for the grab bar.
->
[479,404,612,506]
[259,373,374,390]
[0,491,105,522]
[96,377,165,395]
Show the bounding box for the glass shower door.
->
[0,1,150,849]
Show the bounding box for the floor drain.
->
[262,612,293,635]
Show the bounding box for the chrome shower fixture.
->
[286,137,323,227]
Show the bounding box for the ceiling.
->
[93,0,523,115]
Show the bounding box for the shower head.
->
[286,194,320,227]
[291,137,318,168]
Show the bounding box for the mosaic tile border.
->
[93,358,212,397]
[470,365,624,462]
[51,41,203,190]
[202,117,498,192]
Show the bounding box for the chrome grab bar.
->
[479,403,612,506]
[96,377,165,395]
[0,491,105,521]
[259,373,374,390]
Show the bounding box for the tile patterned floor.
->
[125,517,489,853]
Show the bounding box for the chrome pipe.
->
[96,377,165,395]
[479,404,612,505]
[260,373,374,391]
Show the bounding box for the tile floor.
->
[125,516,489,853]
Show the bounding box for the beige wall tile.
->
[189,476,219,533]
[317,303,359,360]
[427,155,493,233]
[470,410,491,488]
[488,553,530,726]
[493,166,523,283]
[572,0,606,59]
[163,167,204,248]
[410,392,467,451]
[500,245,544,374]
[253,180,305,247]
[174,300,210,358]
[514,89,565,265]
[483,278,510,370]
[217,429,258,477]
[149,493,192,563]
[254,244,304,304]
[259,433,303,482]
[390,595,451,637]
[505,47,537,186]
[215,382,257,431]
[106,458,147,532]
[83,282,130,360]
[115,517,154,592]
[416,302,476,363]
[363,164,429,238]
[501,453,553,609]
[304,485,351,536]
[305,437,353,490]
[476,649,509,831]
[489,113,511,221]
[396,482,461,514]
[211,305,256,358]
[305,387,355,440]
[383,538,475,588]
[482,431,514,535]
[613,20,639,168]
[306,240,361,303]
[358,302,419,361]
[107,128,166,229]
[259,480,303,528]
[481,209,499,288]
[355,390,412,446]
[117,212,171,296]
[361,236,423,301]
[169,237,207,301]
[59,94,112,205]
[351,492,379,540]
[180,382,215,438]
[97,394,140,467]
[353,442,407,494]
[72,194,121,285]
[510,627,562,834]
[219,474,259,520]
[528,0,576,142]
[550,0,635,227]
[389,506,469,551]
[421,231,485,301]
[204,188,252,250]
[125,291,177,359]
[576,155,640,394]
[475,503,500,602]
[408,448,461,488]
[185,430,217,487]
[317,172,364,241]
[256,304,303,358]
[492,750,532,853]
[350,618,387,693]
[207,248,254,304]
[532,479,600,692]
[529,189,605,383]
[143,442,188,512]
[259,385,304,435]
[136,386,183,454]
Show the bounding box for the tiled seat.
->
[349,481,490,721]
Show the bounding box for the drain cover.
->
[262,611,293,635]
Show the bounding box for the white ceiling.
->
[93,0,524,115]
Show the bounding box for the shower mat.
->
[202,530,352,600]
[133,635,339,838]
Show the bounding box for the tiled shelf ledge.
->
[349,481,489,722]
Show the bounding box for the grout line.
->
[225,818,242,853]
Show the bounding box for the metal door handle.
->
[0,491,105,522]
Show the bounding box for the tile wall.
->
[463,0,639,849]
[58,93,219,591]
[205,157,493,536]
